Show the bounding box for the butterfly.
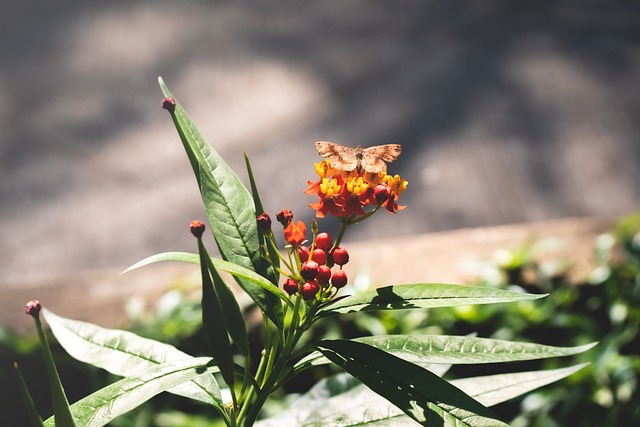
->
[314,141,402,174]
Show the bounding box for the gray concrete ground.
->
[1,1,640,287]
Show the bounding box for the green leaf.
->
[260,365,589,426]
[245,153,280,280]
[159,77,283,326]
[13,362,45,427]
[122,251,293,308]
[42,309,222,407]
[198,239,237,387]
[316,339,509,426]
[450,363,590,407]
[296,335,596,370]
[318,283,546,316]
[201,242,250,357]
[34,314,76,427]
[42,357,219,427]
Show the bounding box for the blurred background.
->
[2,1,639,286]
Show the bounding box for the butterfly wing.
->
[361,144,402,173]
[315,141,358,171]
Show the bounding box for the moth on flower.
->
[314,141,402,174]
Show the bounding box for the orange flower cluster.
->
[305,160,408,218]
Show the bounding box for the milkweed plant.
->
[14,78,596,427]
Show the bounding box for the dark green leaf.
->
[318,283,546,316]
[34,315,76,426]
[316,339,508,426]
[13,362,45,427]
[42,358,218,427]
[42,309,222,407]
[198,239,236,387]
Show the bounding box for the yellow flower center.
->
[319,178,341,198]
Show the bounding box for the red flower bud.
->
[276,209,293,227]
[301,260,319,281]
[332,246,350,266]
[331,270,348,289]
[301,281,320,300]
[316,265,332,286]
[284,221,307,246]
[25,300,41,317]
[161,97,176,113]
[190,220,206,238]
[315,232,333,251]
[298,245,310,262]
[311,248,327,265]
[256,212,271,233]
[283,278,299,296]
[374,184,391,205]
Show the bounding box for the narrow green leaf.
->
[122,251,293,307]
[42,357,219,427]
[42,308,222,407]
[202,244,250,356]
[245,153,280,281]
[450,363,590,407]
[318,283,546,316]
[13,362,45,427]
[158,77,283,326]
[316,339,509,426]
[33,314,76,427]
[198,239,236,387]
[296,336,596,370]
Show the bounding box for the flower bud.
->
[298,245,310,262]
[301,281,320,300]
[331,270,348,289]
[311,248,327,265]
[374,184,391,205]
[314,232,333,251]
[316,265,332,286]
[190,220,206,238]
[276,209,293,227]
[332,246,350,266]
[161,97,176,113]
[283,278,299,296]
[256,212,271,233]
[301,260,319,281]
[25,300,41,317]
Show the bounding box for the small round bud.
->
[314,232,333,251]
[332,247,350,266]
[256,212,271,233]
[316,265,332,286]
[190,220,206,238]
[25,300,41,317]
[311,248,327,265]
[283,278,299,296]
[300,281,320,300]
[331,270,348,289]
[161,97,176,113]
[297,245,310,262]
[301,260,319,281]
[276,209,293,227]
